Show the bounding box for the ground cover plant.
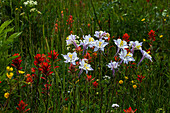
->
[0,0,169,112]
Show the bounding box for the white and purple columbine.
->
[79,59,93,74]
[107,60,119,77]
[138,50,152,66]
[94,31,110,40]
[129,41,143,54]
[114,39,128,57]
[66,34,79,48]
[62,52,79,65]
[119,49,135,64]
[93,39,108,52]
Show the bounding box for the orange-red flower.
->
[84,52,92,63]
[39,62,53,76]
[16,100,30,112]
[25,74,33,84]
[137,75,145,83]
[34,54,46,67]
[122,33,130,42]
[93,81,98,88]
[48,50,59,61]
[148,30,156,41]
[11,53,22,70]
[123,107,137,113]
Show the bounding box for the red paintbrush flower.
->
[93,81,98,88]
[39,62,53,76]
[34,54,46,67]
[123,107,137,113]
[137,75,145,83]
[122,33,130,42]
[11,53,22,70]
[25,74,33,84]
[31,68,36,73]
[84,52,92,63]
[16,100,30,112]
[48,50,59,61]
[68,63,78,73]
[148,30,156,41]
[146,0,149,3]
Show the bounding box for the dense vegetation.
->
[0,0,169,112]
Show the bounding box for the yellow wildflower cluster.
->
[6,66,14,79]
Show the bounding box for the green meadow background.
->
[0,0,169,112]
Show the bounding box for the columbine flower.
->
[4,92,9,98]
[138,50,152,66]
[66,34,78,48]
[123,107,137,113]
[94,31,110,40]
[111,104,119,108]
[114,39,128,57]
[94,39,108,52]
[107,61,119,77]
[62,52,79,65]
[79,35,95,55]
[16,100,30,112]
[129,41,143,54]
[79,59,93,74]
[114,39,128,49]
[119,49,135,64]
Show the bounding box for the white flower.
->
[62,52,79,65]
[79,59,93,74]
[94,39,108,52]
[94,31,110,39]
[114,39,128,49]
[34,1,37,5]
[103,75,111,80]
[119,49,135,64]
[107,61,119,70]
[140,50,152,62]
[23,1,28,6]
[129,41,143,50]
[30,8,36,12]
[112,104,119,108]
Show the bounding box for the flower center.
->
[66,37,69,40]
[89,37,94,42]
[69,54,73,59]
[120,41,124,47]
[136,45,141,49]
[99,42,102,47]
[126,52,132,57]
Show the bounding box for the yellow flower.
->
[6,66,10,71]
[133,85,137,89]
[125,76,128,80]
[119,80,123,84]
[159,35,163,38]
[6,73,14,79]
[141,18,145,21]
[143,39,146,41]
[20,6,22,9]
[131,80,134,84]
[164,19,166,21]
[15,8,18,11]
[4,92,10,98]
[96,92,99,95]
[10,67,13,71]
[18,70,25,74]
[166,15,169,17]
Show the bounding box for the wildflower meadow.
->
[0,0,169,113]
